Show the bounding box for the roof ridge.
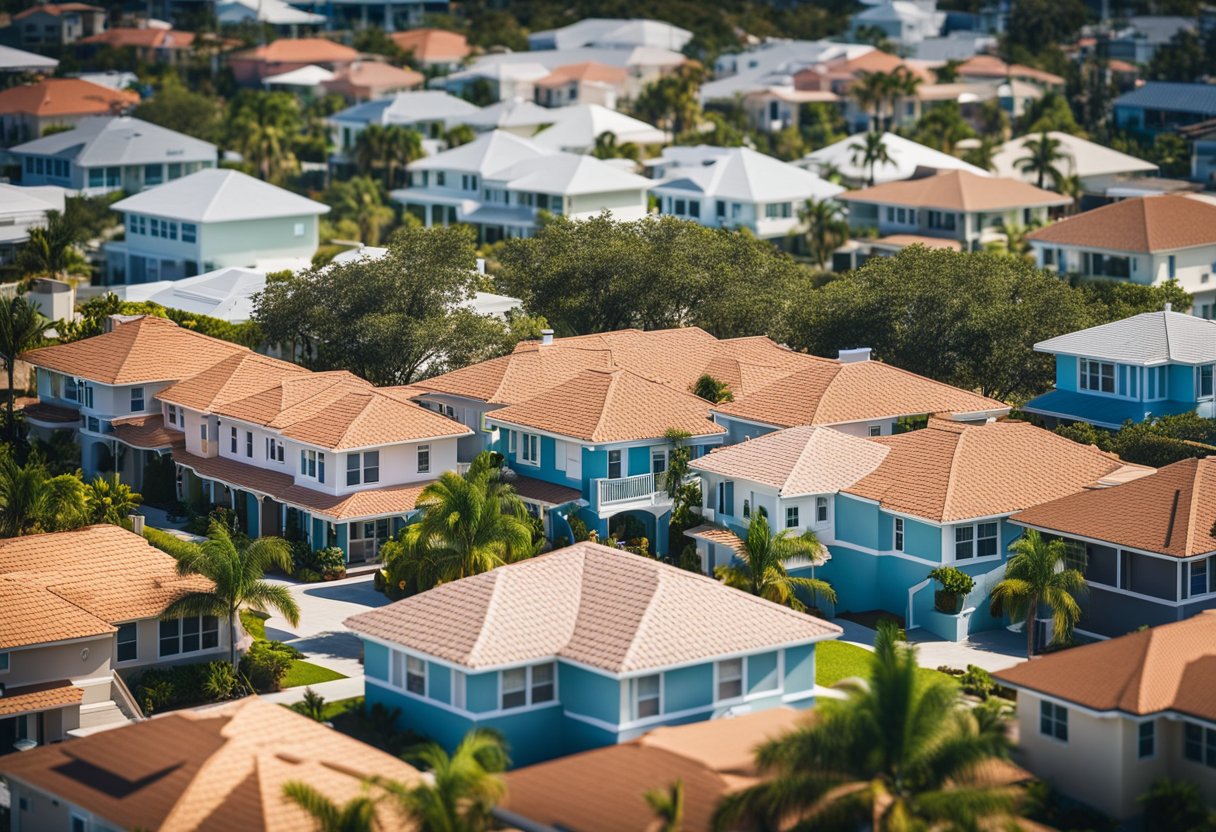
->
[591,367,624,441]
[939,423,969,521]
[466,568,507,666]
[1182,457,1202,556]
[617,559,670,671]
[784,427,825,496]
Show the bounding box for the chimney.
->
[837,347,872,364]
[129,514,145,535]
[541,329,554,346]
[1164,302,1172,312]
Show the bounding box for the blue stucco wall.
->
[560,664,619,723]
[1170,364,1195,403]
[748,651,779,693]
[835,495,879,550]
[365,641,389,681]
[428,661,450,705]
[717,415,775,445]
[810,545,881,611]
[664,664,713,713]
[466,671,498,714]
[905,517,942,562]
[783,645,815,699]
[1055,354,1078,392]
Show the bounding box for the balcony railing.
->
[596,471,668,506]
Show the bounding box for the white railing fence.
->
[596,471,668,505]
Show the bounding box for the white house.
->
[848,0,945,46]
[702,40,874,103]
[12,116,217,195]
[461,97,555,137]
[801,131,990,187]
[989,131,1159,197]
[391,129,651,242]
[527,18,692,52]
[650,147,845,241]
[530,103,667,153]
[0,183,64,264]
[329,90,481,163]
[109,266,269,323]
[104,169,329,284]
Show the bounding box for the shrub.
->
[313,546,347,578]
[373,567,387,593]
[296,567,323,583]
[928,566,976,595]
[958,664,994,700]
[292,545,346,581]
[568,515,590,542]
[240,640,300,692]
[132,662,217,714]
[203,661,238,700]
[143,526,202,561]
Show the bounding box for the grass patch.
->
[239,609,268,641]
[319,695,364,722]
[281,660,346,689]
[816,641,956,688]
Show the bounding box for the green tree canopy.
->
[134,74,227,144]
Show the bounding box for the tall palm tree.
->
[645,780,685,832]
[714,621,1021,831]
[0,295,48,439]
[231,92,302,184]
[849,131,893,186]
[799,197,850,269]
[17,210,84,281]
[282,782,382,832]
[354,123,388,181]
[0,456,89,537]
[990,529,1086,658]
[962,134,1000,172]
[1016,130,1068,190]
[887,66,922,128]
[716,514,836,613]
[592,131,641,162]
[1057,172,1083,215]
[383,729,508,832]
[162,520,300,669]
[850,71,891,132]
[382,125,423,190]
[328,177,395,244]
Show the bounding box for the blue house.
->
[1023,310,1216,430]
[1112,82,1216,136]
[343,541,841,766]
[689,419,1148,641]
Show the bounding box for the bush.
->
[143,526,202,561]
[203,661,238,700]
[292,545,346,581]
[240,640,300,692]
[958,665,994,700]
[313,546,347,578]
[568,515,590,542]
[373,567,387,593]
[1139,779,1215,832]
[296,567,323,583]
[132,662,219,714]
[928,566,975,594]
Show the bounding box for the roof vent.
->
[1164,302,1172,312]
[838,347,871,363]
[540,329,554,346]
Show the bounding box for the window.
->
[502,667,526,708]
[816,496,828,523]
[145,163,163,185]
[452,670,466,709]
[78,381,93,408]
[168,162,182,179]
[1080,358,1116,394]
[200,423,207,444]
[519,433,539,466]
[716,658,744,701]
[651,447,667,474]
[416,445,429,474]
[976,522,998,558]
[301,449,325,482]
[167,404,177,426]
[632,674,661,720]
[1184,722,1216,767]
[294,222,305,237]
[716,200,726,218]
[182,223,197,243]
[869,424,882,437]
[266,437,284,463]
[230,426,238,453]
[1139,720,1155,759]
[532,662,555,703]
[245,431,253,458]
[689,201,701,218]
[406,655,426,695]
[743,498,751,519]
[1169,254,1177,279]
[130,386,144,412]
[765,202,792,219]
[894,517,904,551]
[1040,700,1068,742]
[674,198,686,215]
[786,505,799,528]
[1190,558,1209,597]
[347,453,362,486]
[159,616,219,656]
[1199,365,1214,399]
[955,525,974,560]
[607,449,622,478]
[117,622,137,662]
[88,167,104,188]
[150,217,161,237]
[437,171,446,187]
[0,652,9,672]
[501,663,555,710]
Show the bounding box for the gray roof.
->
[112,169,328,223]
[331,91,480,127]
[10,116,216,167]
[1034,311,1216,366]
[0,44,58,72]
[1114,83,1216,117]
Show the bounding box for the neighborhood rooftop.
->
[838,169,1070,212]
[110,168,330,224]
[10,116,217,166]
[1025,194,1216,252]
[1033,310,1216,365]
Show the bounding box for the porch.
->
[594,471,671,513]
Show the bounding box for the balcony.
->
[596,471,669,509]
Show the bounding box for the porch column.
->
[337,523,350,562]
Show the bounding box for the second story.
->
[8,2,105,48]
[533,61,629,109]
[1113,82,1216,136]
[0,78,139,148]
[0,183,64,263]
[12,116,217,195]
[1023,309,1216,428]
[227,37,360,86]
[330,90,480,152]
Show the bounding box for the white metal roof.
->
[262,64,336,86]
[112,267,267,323]
[410,129,550,175]
[216,0,325,26]
[461,97,554,131]
[331,90,481,127]
[0,44,58,72]
[112,169,329,223]
[653,146,844,203]
[800,131,989,183]
[531,104,667,151]
[1034,311,1216,366]
[10,116,216,168]
[991,131,1158,183]
[491,152,653,196]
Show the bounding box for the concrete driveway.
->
[835,618,1027,673]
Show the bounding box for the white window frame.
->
[606,448,622,478]
[715,658,745,703]
[130,386,145,412]
[499,662,557,710]
[1138,719,1156,760]
[417,444,430,474]
[1079,358,1117,396]
[519,433,540,466]
[301,449,325,482]
[785,505,799,528]
[894,517,904,552]
[815,496,829,524]
[631,673,662,720]
[451,669,466,709]
[116,622,138,663]
[405,654,426,696]
[1039,699,1068,743]
[954,521,999,561]
[158,615,219,658]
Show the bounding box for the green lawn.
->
[319,696,363,721]
[816,641,956,688]
[239,609,268,640]
[281,659,346,689]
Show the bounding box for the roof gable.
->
[839,169,1068,212]
[1033,310,1216,365]
[111,168,329,223]
[1026,194,1216,253]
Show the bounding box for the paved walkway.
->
[835,618,1027,672]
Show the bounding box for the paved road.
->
[835,618,1027,672]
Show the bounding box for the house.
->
[322,60,424,102]
[1011,457,1216,640]
[990,131,1158,202]
[441,62,552,106]
[0,524,228,749]
[848,0,945,46]
[533,62,630,109]
[1027,196,1216,317]
[215,0,327,31]
[838,169,1071,252]
[531,103,667,153]
[286,0,450,33]
[103,168,329,283]
[389,27,469,71]
[262,64,337,97]
[528,18,693,52]
[227,37,359,86]
[1106,15,1198,65]
[1021,310,1216,428]
[650,146,845,242]
[461,97,554,137]
[0,78,138,147]
[329,90,480,161]
[109,266,268,323]
[7,3,105,49]
[993,612,1216,819]
[11,116,216,195]
[740,87,840,135]
[694,418,1149,641]
[1114,82,1216,136]
[955,54,1064,88]
[702,40,874,103]
[801,131,988,187]
[790,51,935,133]
[391,129,651,242]
[496,707,805,832]
[76,27,197,65]
[0,43,58,73]
[0,183,64,264]
[344,540,841,766]
[0,697,423,829]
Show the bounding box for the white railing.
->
[456,461,472,475]
[596,471,668,506]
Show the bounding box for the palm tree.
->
[162,520,300,669]
[714,621,1021,831]
[0,456,89,537]
[282,782,381,832]
[328,177,395,244]
[17,211,84,281]
[84,472,141,525]
[231,92,302,184]
[887,66,922,128]
[990,529,1086,658]
[592,131,641,162]
[392,451,537,592]
[645,780,685,832]
[383,729,508,832]
[962,134,1000,172]
[849,130,893,187]
[1057,172,1083,215]
[691,374,733,404]
[0,295,48,439]
[716,514,836,613]
[799,197,849,269]
[354,123,388,181]
[850,71,891,132]
[990,220,1036,261]
[382,124,423,190]
[444,123,476,149]
[1016,130,1068,190]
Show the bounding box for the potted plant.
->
[928,566,975,614]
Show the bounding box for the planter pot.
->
[934,590,962,615]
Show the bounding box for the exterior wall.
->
[201,216,320,269]
[2,637,113,693]
[1033,241,1216,301]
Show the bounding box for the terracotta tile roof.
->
[78,27,196,49]
[158,351,309,412]
[0,78,139,118]
[994,611,1216,722]
[510,475,584,506]
[683,524,748,558]
[13,3,102,19]
[487,366,725,443]
[500,706,805,832]
[23,315,247,385]
[843,418,1150,522]
[1026,194,1216,252]
[714,357,1008,429]
[325,60,423,94]
[0,680,85,718]
[690,425,890,495]
[957,54,1064,86]
[110,413,186,451]
[872,234,964,251]
[345,541,841,673]
[1011,457,1216,557]
[234,37,359,64]
[0,697,421,832]
[535,61,630,88]
[174,451,432,521]
[838,170,1069,212]
[0,525,213,647]
[21,400,80,424]
[388,28,470,63]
